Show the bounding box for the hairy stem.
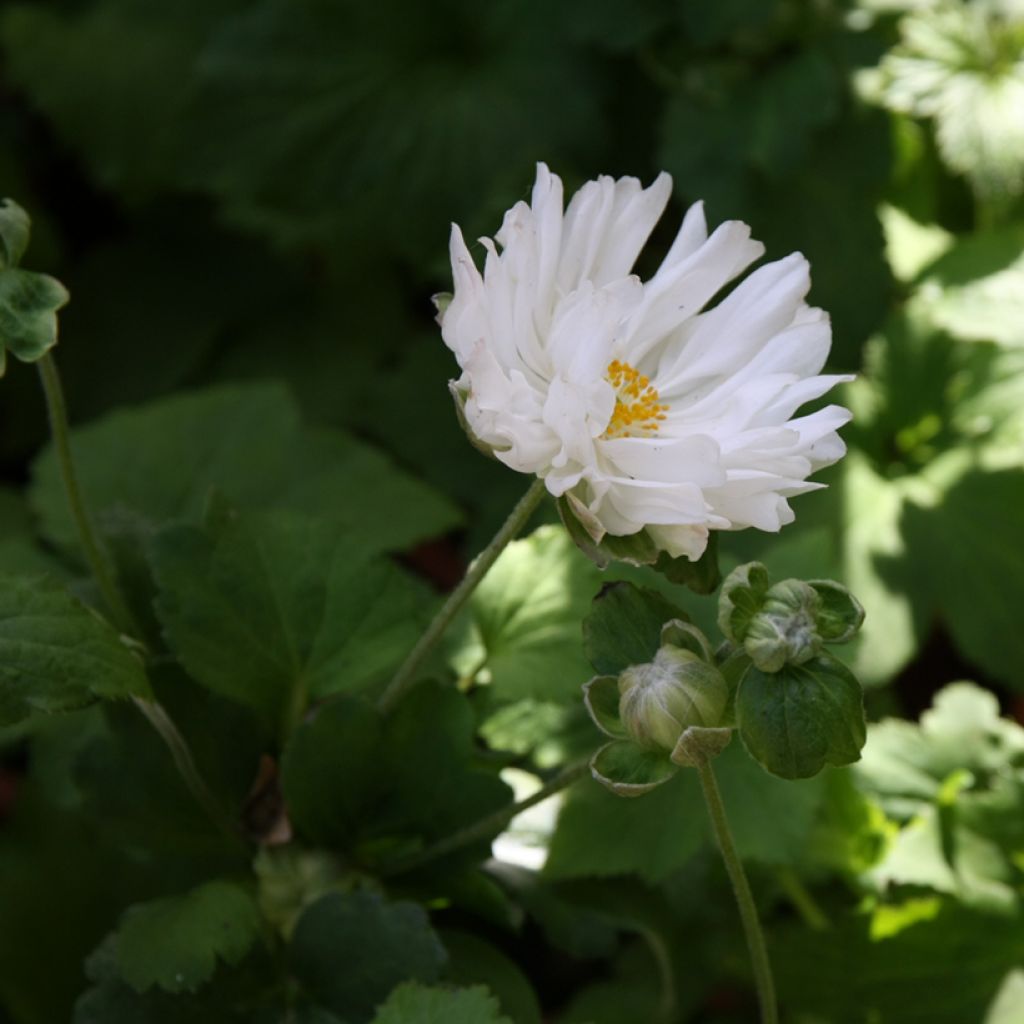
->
[37,353,138,635]
[132,697,240,840]
[377,477,548,713]
[385,758,589,875]
[697,759,778,1024]
[37,353,233,838]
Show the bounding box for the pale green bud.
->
[719,563,865,673]
[745,579,823,672]
[618,644,728,753]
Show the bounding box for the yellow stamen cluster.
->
[604,360,667,438]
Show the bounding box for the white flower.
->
[440,163,852,561]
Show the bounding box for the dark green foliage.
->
[289,892,446,1021]
[0,1,1022,1022]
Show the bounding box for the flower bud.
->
[718,562,865,673]
[618,644,728,753]
[744,579,822,672]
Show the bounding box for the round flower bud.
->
[618,645,729,753]
[744,579,823,672]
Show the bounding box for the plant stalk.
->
[36,353,138,635]
[377,477,548,713]
[385,758,588,875]
[37,353,234,838]
[132,696,239,839]
[697,759,778,1024]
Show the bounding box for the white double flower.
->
[441,164,851,560]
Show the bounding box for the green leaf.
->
[283,684,510,866]
[439,930,541,1024]
[548,736,826,881]
[546,768,704,882]
[374,683,512,859]
[30,382,460,560]
[985,970,1024,1024]
[901,470,1024,690]
[913,227,1024,347]
[856,683,1024,808]
[775,903,1024,1024]
[0,0,243,197]
[582,581,689,677]
[869,802,1017,912]
[112,880,263,994]
[711,741,826,865]
[0,574,150,725]
[735,653,866,779]
[0,267,69,372]
[0,197,30,268]
[590,740,678,797]
[370,982,512,1024]
[149,510,431,735]
[181,0,601,259]
[289,891,446,1022]
[449,526,600,702]
[280,696,385,850]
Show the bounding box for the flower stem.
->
[696,759,778,1024]
[132,696,240,840]
[377,477,548,713]
[36,353,138,636]
[384,758,588,875]
[36,354,233,839]
[776,866,830,932]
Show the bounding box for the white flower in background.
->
[440,164,851,561]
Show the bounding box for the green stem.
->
[377,478,548,713]
[641,926,678,1024]
[697,760,778,1024]
[777,867,830,932]
[36,353,138,636]
[132,696,239,840]
[385,758,588,875]
[36,354,233,839]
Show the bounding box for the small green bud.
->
[718,563,865,673]
[618,643,728,753]
[745,579,823,672]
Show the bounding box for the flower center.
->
[603,360,667,438]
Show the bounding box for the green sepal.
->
[448,381,500,461]
[717,562,771,643]
[0,198,30,269]
[660,619,715,663]
[557,493,659,568]
[670,725,733,768]
[807,579,866,642]
[652,532,721,594]
[589,740,678,797]
[735,652,867,779]
[0,268,69,373]
[582,675,626,739]
[558,496,721,594]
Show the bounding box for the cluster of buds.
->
[584,564,866,793]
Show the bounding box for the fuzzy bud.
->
[618,644,728,753]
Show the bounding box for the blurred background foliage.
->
[1,0,1024,1020]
